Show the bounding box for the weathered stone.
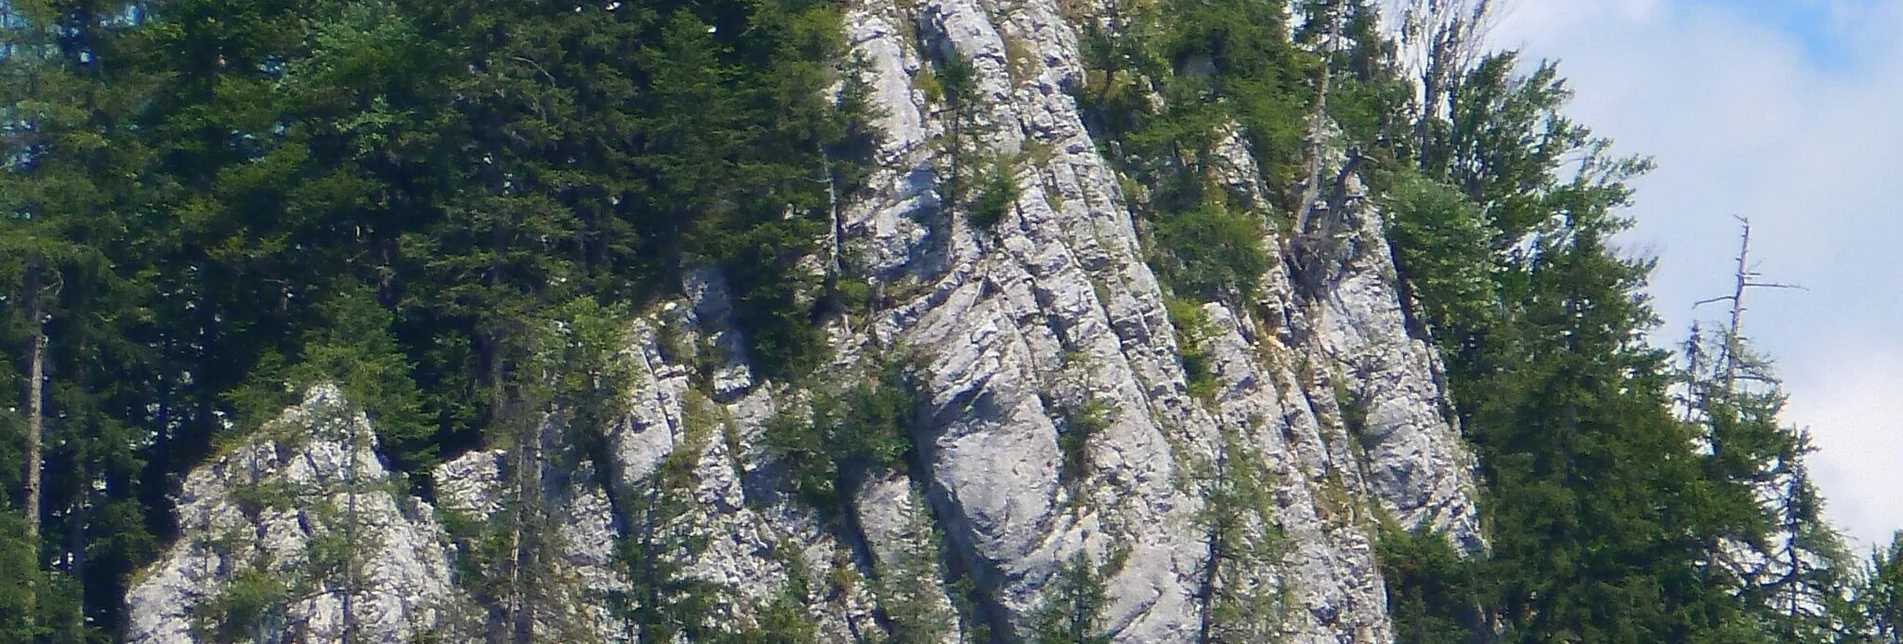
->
[129,0,1484,639]
[126,386,467,644]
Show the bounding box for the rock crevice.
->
[127,0,1481,640]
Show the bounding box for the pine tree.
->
[1674,219,1859,641]
[0,0,1884,640]
[1027,551,1116,644]
[1380,41,1798,642]
[0,0,160,636]
[1859,534,1903,642]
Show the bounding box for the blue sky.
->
[1492,0,1903,549]
[1706,0,1863,68]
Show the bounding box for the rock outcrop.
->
[127,0,1481,640]
[126,386,468,644]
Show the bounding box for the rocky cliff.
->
[126,0,1481,640]
[127,386,469,643]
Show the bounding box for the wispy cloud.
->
[1491,0,1903,548]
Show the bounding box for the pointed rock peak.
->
[125,385,470,644]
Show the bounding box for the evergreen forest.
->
[0,0,1898,641]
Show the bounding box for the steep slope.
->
[126,0,1480,641]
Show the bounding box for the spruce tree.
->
[0,0,158,636]
[1860,534,1903,642]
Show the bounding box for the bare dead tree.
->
[21,254,45,624]
[1692,216,1802,402]
[1385,0,1506,150]
[1294,0,1349,238]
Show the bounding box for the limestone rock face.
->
[125,386,467,644]
[1303,177,1486,553]
[127,0,1482,640]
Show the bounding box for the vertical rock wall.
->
[127,0,1482,641]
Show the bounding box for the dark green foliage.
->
[435,506,515,632]
[936,48,980,108]
[764,360,917,514]
[874,531,953,644]
[192,568,291,643]
[946,569,993,644]
[967,159,1021,231]
[932,47,1019,242]
[1378,38,1864,643]
[1197,429,1287,642]
[1152,205,1271,302]
[721,221,830,381]
[764,409,834,512]
[1679,323,1860,641]
[1419,53,1616,246]
[1860,534,1903,641]
[0,0,166,638]
[1334,383,1376,454]
[933,47,980,170]
[1447,163,1733,642]
[543,297,637,451]
[1026,551,1118,644]
[0,0,875,633]
[1378,525,1484,643]
[727,584,820,644]
[1297,1,1412,156]
[611,479,731,643]
[1058,399,1111,487]
[1136,0,1314,203]
[0,0,1890,640]
[1070,0,1308,306]
[233,284,437,472]
[1166,299,1219,401]
[1166,0,1311,165]
[0,512,43,641]
[1382,172,1495,354]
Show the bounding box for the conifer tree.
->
[1860,534,1903,642]
[0,0,156,636]
[0,0,1887,640]
[1027,551,1115,644]
[1378,39,1800,643]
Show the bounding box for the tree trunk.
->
[1195,447,1227,644]
[67,459,88,637]
[68,329,90,638]
[1720,220,1751,399]
[1294,0,1345,238]
[508,413,541,644]
[342,418,360,643]
[22,255,46,618]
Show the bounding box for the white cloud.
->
[1488,0,1903,548]
[1786,335,1903,548]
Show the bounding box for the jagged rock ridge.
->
[127,0,1482,640]
[126,385,468,643]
